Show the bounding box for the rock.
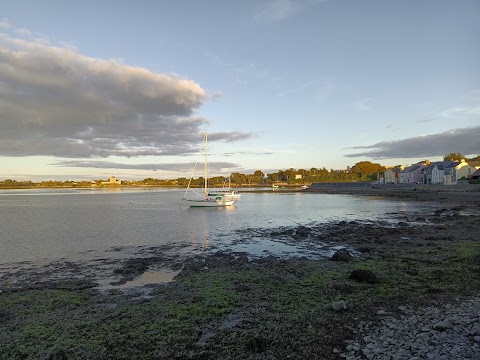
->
[293,226,311,238]
[343,297,480,360]
[432,319,454,331]
[349,269,379,284]
[331,300,347,311]
[330,249,353,262]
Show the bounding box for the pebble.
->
[341,297,480,360]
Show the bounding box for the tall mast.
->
[204,133,208,196]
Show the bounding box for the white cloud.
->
[440,105,480,118]
[0,18,11,29]
[417,92,480,123]
[14,28,31,36]
[204,51,275,83]
[254,0,296,22]
[53,160,240,173]
[352,98,373,112]
[254,0,327,23]
[276,80,316,97]
[0,34,255,159]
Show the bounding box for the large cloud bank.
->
[0,34,252,158]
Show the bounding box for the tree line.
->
[2,154,477,188]
[0,161,388,188]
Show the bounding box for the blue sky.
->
[1,0,479,181]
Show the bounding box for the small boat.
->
[182,133,236,207]
[208,174,242,200]
[208,189,241,200]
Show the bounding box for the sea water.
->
[0,188,434,265]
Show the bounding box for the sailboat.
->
[182,133,236,207]
[208,173,242,200]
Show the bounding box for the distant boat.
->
[182,133,236,207]
[301,185,309,190]
[208,174,242,200]
[208,189,242,200]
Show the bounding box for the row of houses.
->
[383,159,480,185]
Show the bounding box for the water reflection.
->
[0,189,439,265]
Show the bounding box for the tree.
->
[230,172,247,185]
[351,161,386,180]
[251,170,264,184]
[444,152,465,161]
[284,168,297,183]
[317,168,330,181]
[176,177,189,186]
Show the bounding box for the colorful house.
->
[444,160,478,185]
[399,164,424,184]
[383,167,403,184]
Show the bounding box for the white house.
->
[431,162,454,184]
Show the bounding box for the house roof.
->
[445,161,460,169]
[469,169,480,178]
[401,165,423,173]
[433,161,458,170]
[423,162,441,171]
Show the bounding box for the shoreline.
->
[1,187,479,359]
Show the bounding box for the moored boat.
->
[182,133,236,208]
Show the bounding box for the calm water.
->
[0,188,432,265]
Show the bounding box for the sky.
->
[0,0,479,181]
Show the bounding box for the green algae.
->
[1,237,480,359]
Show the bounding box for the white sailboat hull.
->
[185,196,235,207]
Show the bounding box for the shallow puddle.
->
[120,270,180,287]
[97,269,180,290]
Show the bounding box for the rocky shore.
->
[1,185,479,359]
[342,296,480,359]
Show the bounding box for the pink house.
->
[399,164,424,184]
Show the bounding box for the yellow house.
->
[444,159,478,185]
[383,166,403,184]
